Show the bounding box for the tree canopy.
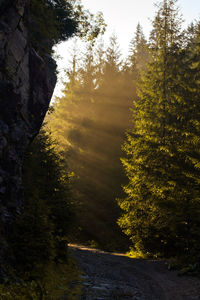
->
[118,0,200,262]
[30,0,106,54]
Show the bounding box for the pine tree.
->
[123,24,149,112]
[94,40,105,88]
[47,37,132,250]
[128,23,149,77]
[175,21,200,257]
[11,129,72,277]
[118,0,194,257]
[30,0,78,54]
[30,0,106,54]
[105,34,122,73]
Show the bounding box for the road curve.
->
[69,244,200,300]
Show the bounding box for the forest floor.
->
[68,244,200,300]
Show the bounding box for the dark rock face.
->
[0,0,57,256]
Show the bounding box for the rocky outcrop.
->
[0,0,57,260]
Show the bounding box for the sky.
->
[53,0,200,98]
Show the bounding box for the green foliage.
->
[0,258,82,299]
[0,280,41,299]
[21,129,72,264]
[126,247,150,259]
[30,0,78,53]
[27,0,200,270]
[12,193,55,273]
[166,256,200,277]
[30,0,106,54]
[128,23,149,78]
[118,0,200,260]
[22,130,71,239]
[46,36,135,251]
[5,129,78,297]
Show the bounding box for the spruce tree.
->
[47,37,132,250]
[118,0,192,257]
[11,129,72,277]
[175,21,200,257]
[128,23,149,77]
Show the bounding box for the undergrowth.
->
[127,247,200,278]
[166,256,200,277]
[126,247,152,259]
[0,258,83,299]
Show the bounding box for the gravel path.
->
[69,244,200,300]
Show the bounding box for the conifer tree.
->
[94,40,105,88]
[30,0,106,54]
[47,37,132,250]
[174,21,200,256]
[128,23,149,77]
[11,129,72,277]
[118,0,193,257]
[124,24,149,110]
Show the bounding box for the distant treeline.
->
[46,32,142,250]
[48,0,200,271]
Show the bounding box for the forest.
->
[2,0,200,298]
[46,0,200,264]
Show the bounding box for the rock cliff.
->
[0,0,57,261]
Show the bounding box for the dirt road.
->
[69,244,200,300]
